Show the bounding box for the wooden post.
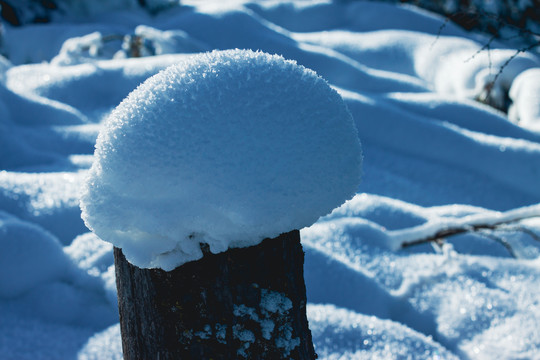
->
[114,230,317,359]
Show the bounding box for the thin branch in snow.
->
[400,223,494,249]
[490,42,539,80]
[101,34,124,42]
[478,41,540,110]
[477,230,517,258]
[399,204,540,256]
[430,17,451,49]
[494,225,540,244]
[517,227,540,243]
[464,33,498,63]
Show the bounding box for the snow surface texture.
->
[2,0,540,359]
[80,49,362,270]
[509,68,540,131]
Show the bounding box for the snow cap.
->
[80,49,362,270]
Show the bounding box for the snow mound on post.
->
[80,49,362,270]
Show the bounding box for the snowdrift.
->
[1,0,539,359]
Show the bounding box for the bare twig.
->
[494,225,540,243]
[401,223,498,248]
[490,42,539,80]
[400,204,540,254]
[464,33,498,63]
[101,34,125,43]
[478,41,540,109]
[430,17,451,49]
[477,230,517,258]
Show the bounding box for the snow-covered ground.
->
[1,0,540,359]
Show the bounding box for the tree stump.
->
[114,230,317,360]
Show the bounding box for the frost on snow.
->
[80,49,362,270]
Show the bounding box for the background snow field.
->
[1,0,540,359]
[80,49,362,270]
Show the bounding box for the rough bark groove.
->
[114,230,316,360]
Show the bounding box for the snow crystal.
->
[81,49,362,270]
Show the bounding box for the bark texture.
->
[114,230,316,360]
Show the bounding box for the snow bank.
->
[0,312,98,360]
[342,91,540,201]
[81,49,362,270]
[0,211,117,327]
[307,194,540,258]
[50,26,207,66]
[0,79,92,170]
[0,171,88,244]
[115,25,208,58]
[2,24,133,65]
[78,324,122,360]
[508,68,540,132]
[7,54,191,116]
[302,193,540,359]
[51,32,115,66]
[308,304,458,360]
[0,212,72,298]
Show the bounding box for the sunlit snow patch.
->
[308,304,458,360]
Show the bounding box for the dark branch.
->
[401,223,498,248]
[476,230,517,258]
[400,205,540,255]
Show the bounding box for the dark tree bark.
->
[0,0,58,26]
[114,230,317,360]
